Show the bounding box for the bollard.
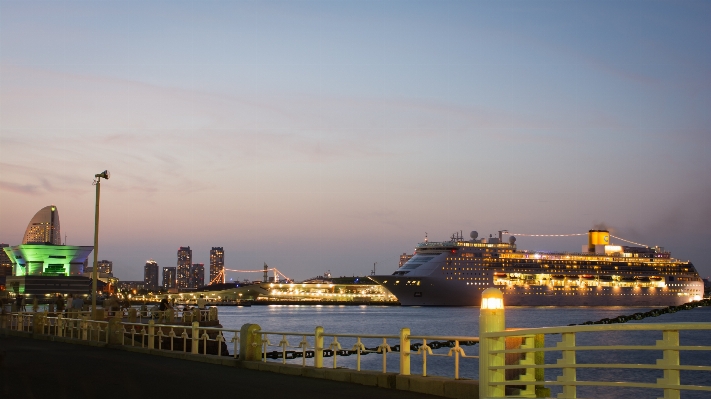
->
[400,328,411,376]
[32,312,44,335]
[17,312,24,332]
[148,320,155,349]
[57,315,64,337]
[108,316,122,345]
[81,316,89,340]
[479,288,506,398]
[238,324,262,361]
[128,308,137,323]
[315,326,324,368]
[191,321,199,354]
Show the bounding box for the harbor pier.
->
[1,290,710,398]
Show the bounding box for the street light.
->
[91,170,110,320]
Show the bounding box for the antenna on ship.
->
[424,232,428,243]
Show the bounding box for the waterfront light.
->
[481,289,504,310]
[91,169,110,320]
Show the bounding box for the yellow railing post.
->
[238,324,262,361]
[57,315,64,337]
[148,320,155,349]
[399,328,411,376]
[517,335,537,398]
[656,330,680,399]
[556,332,576,398]
[479,288,506,398]
[315,326,324,368]
[191,321,199,354]
[81,316,88,340]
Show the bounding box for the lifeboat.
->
[551,275,566,281]
[649,276,664,282]
[635,276,650,282]
[580,275,596,280]
[493,272,507,277]
[599,275,614,281]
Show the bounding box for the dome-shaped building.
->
[2,205,95,296]
[22,205,62,245]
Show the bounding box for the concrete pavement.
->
[0,335,442,399]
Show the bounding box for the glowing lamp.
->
[480,288,504,309]
[479,288,505,333]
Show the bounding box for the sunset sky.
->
[1,1,710,282]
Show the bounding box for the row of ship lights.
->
[269,282,384,298]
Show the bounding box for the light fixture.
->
[95,170,110,180]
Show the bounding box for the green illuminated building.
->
[2,205,94,295]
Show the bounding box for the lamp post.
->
[91,170,110,320]
[479,288,505,398]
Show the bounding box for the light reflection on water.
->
[216,305,711,399]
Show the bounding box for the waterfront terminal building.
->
[2,205,96,297]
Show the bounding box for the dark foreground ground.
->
[0,335,439,399]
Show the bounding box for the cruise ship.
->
[369,230,704,306]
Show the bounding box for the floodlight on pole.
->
[91,170,110,320]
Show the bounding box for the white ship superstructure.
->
[370,230,704,306]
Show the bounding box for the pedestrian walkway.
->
[0,335,440,399]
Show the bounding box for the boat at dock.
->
[369,229,704,306]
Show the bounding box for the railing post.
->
[517,335,538,398]
[32,312,44,335]
[56,314,64,337]
[108,316,122,345]
[80,316,88,340]
[166,309,174,323]
[556,332,577,398]
[314,326,324,368]
[399,327,411,376]
[191,321,199,354]
[128,308,137,323]
[656,330,680,399]
[148,320,155,349]
[238,324,262,361]
[479,288,506,398]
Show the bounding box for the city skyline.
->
[1,1,710,281]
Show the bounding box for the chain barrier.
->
[263,340,478,359]
[570,298,710,326]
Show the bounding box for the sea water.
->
[216,305,711,398]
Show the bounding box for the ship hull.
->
[372,276,703,307]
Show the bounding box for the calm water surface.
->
[216,305,711,398]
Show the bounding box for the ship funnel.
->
[588,230,610,253]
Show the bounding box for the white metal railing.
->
[255,327,479,378]
[115,320,239,358]
[479,323,711,399]
[4,303,710,398]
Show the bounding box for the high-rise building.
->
[163,267,176,290]
[0,243,12,290]
[22,205,62,245]
[209,247,224,285]
[0,244,12,277]
[144,259,159,290]
[190,263,205,288]
[177,246,192,288]
[98,260,113,275]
